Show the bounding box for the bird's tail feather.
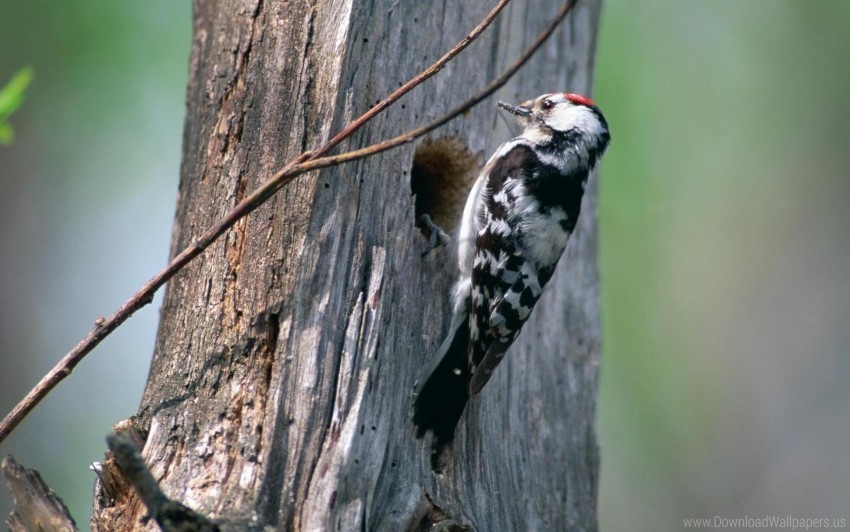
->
[412,308,471,460]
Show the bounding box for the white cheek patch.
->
[546,105,605,137]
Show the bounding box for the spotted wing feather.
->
[468,144,568,393]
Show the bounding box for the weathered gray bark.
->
[92,0,604,530]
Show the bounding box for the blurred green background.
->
[596,1,850,530]
[1,1,848,530]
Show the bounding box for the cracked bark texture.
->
[91,0,605,530]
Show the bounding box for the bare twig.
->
[0,0,578,444]
[0,0,511,445]
[292,0,578,175]
[318,0,512,158]
[208,0,578,228]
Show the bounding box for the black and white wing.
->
[469,142,555,393]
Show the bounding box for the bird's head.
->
[498,92,608,145]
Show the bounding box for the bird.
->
[412,92,610,464]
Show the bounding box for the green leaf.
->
[0,67,34,119]
[0,67,34,145]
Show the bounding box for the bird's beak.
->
[497,101,532,117]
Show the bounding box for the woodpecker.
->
[413,92,610,461]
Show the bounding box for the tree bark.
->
[92,0,604,530]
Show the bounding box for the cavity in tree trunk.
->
[92,1,604,529]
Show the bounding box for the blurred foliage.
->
[596,1,850,530]
[0,67,34,145]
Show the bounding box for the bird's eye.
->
[541,99,554,110]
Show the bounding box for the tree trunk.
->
[92,0,604,530]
